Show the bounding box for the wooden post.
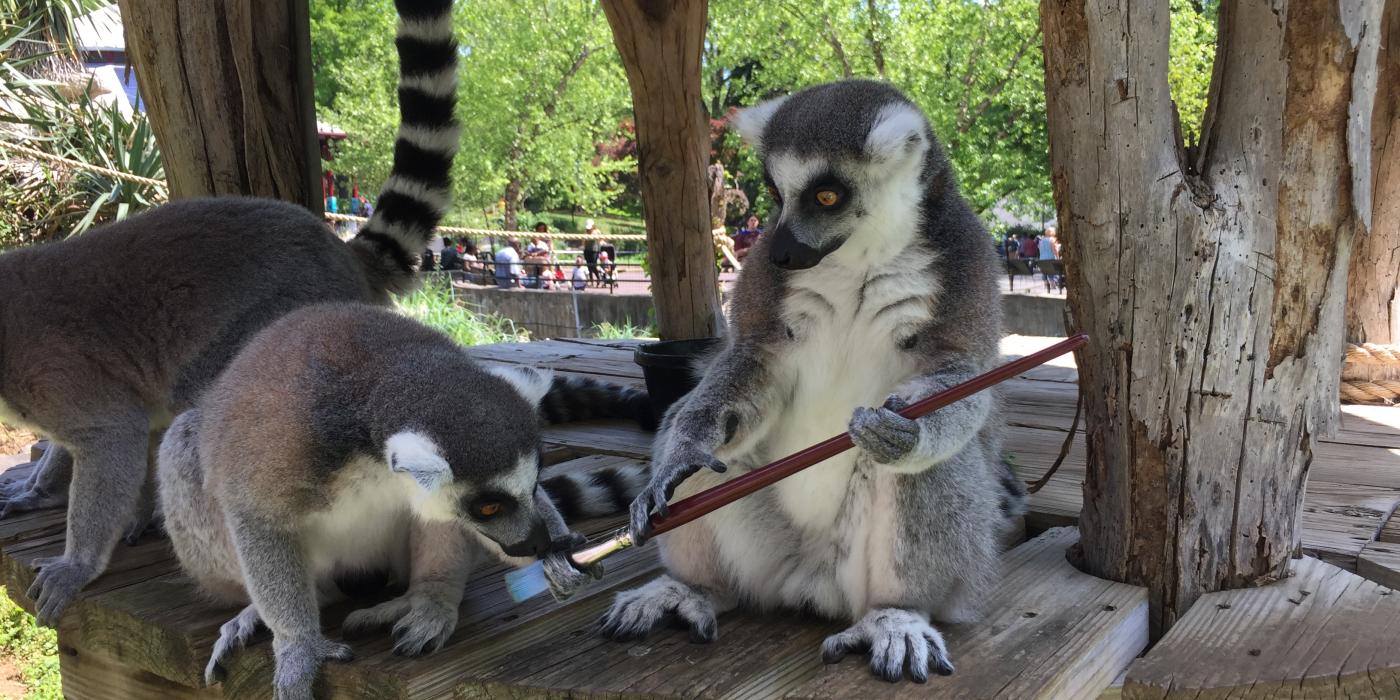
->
[1041,0,1383,636]
[1345,0,1400,383]
[600,0,722,341]
[116,0,322,212]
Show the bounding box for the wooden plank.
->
[782,528,1146,700]
[60,643,219,700]
[1380,509,1400,543]
[1299,481,1400,570]
[447,528,1143,700]
[466,340,644,380]
[1123,556,1400,698]
[1358,541,1400,590]
[543,421,654,461]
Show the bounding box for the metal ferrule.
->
[568,528,634,568]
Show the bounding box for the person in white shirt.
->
[571,256,588,291]
[494,238,523,288]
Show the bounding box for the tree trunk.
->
[1042,0,1383,637]
[503,172,522,232]
[117,0,322,212]
[1345,0,1400,384]
[601,0,722,341]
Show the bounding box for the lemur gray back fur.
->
[0,0,460,629]
[597,80,1023,683]
[157,302,651,696]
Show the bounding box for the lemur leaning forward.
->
[597,80,1026,683]
[158,303,652,699]
[0,0,459,625]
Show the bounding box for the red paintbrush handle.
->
[647,333,1088,537]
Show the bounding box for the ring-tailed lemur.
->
[596,80,1026,683]
[158,302,652,699]
[0,0,460,626]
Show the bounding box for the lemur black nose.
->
[768,229,825,270]
[500,518,552,558]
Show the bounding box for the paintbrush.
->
[505,333,1089,603]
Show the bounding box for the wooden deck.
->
[2,336,1399,698]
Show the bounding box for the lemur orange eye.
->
[815,189,841,207]
[476,502,502,518]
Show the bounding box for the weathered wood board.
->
[1124,557,1400,698]
[0,337,1396,699]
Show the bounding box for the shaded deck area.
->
[2,336,1399,698]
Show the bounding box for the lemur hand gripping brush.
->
[506,333,1089,603]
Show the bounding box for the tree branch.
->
[959,27,1041,133]
[956,29,990,129]
[863,0,887,79]
[824,17,854,79]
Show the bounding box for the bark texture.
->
[1041,0,1382,635]
[601,0,722,340]
[118,0,321,210]
[1345,1,1400,382]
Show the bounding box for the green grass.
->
[396,277,530,346]
[589,321,655,340]
[0,588,60,700]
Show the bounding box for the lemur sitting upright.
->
[597,80,1027,682]
[0,0,459,626]
[158,302,653,700]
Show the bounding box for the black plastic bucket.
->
[634,337,723,422]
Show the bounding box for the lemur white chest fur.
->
[697,222,940,618]
[770,245,938,532]
[301,453,460,583]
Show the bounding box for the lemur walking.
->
[158,302,652,699]
[0,0,460,626]
[597,81,1026,683]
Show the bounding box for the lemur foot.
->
[596,575,718,643]
[0,487,67,518]
[848,396,919,464]
[343,591,458,656]
[630,440,726,545]
[821,608,953,683]
[205,605,262,685]
[272,635,353,700]
[27,556,97,626]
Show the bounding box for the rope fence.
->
[325,211,649,242]
[8,137,1391,401]
[0,140,168,190]
[1341,342,1400,405]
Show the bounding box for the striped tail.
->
[539,376,657,431]
[350,0,460,296]
[541,461,652,522]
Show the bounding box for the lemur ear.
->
[729,95,788,150]
[865,103,928,165]
[487,365,555,407]
[386,431,452,493]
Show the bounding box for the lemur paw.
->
[343,592,458,656]
[596,575,718,644]
[0,487,67,518]
[848,396,919,464]
[205,605,262,685]
[630,441,725,545]
[27,556,96,626]
[271,636,353,700]
[821,608,953,683]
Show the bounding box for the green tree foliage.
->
[311,0,1220,227]
[704,0,1050,218]
[1169,0,1217,146]
[311,0,632,229]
